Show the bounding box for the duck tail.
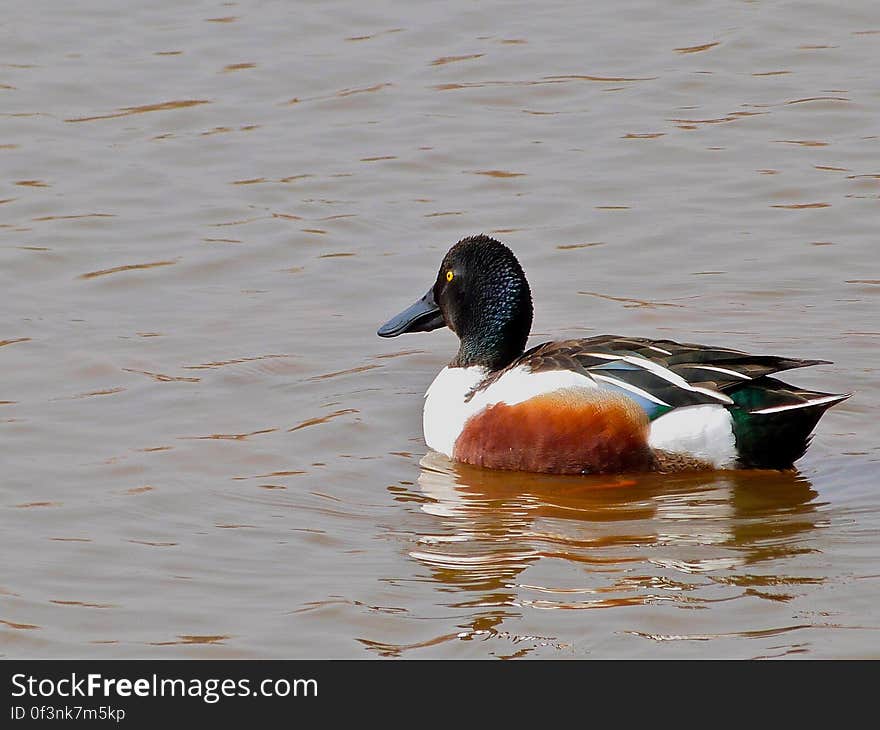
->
[728,377,851,469]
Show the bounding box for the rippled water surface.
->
[2,0,878,658]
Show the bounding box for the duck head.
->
[377,234,533,371]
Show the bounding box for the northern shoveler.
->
[377,235,850,474]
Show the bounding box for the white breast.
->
[423,365,599,457]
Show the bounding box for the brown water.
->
[1,1,878,658]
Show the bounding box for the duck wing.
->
[516,335,835,418]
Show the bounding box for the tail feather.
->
[729,378,850,469]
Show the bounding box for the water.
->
[1,0,878,658]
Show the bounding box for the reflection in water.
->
[394,453,821,653]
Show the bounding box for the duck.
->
[377,234,850,474]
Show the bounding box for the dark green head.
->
[377,235,533,370]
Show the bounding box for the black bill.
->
[377,288,444,337]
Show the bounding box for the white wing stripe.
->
[751,394,847,414]
[620,355,693,388]
[588,353,735,404]
[689,385,734,404]
[590,373,671,407]
[688,364,751,380]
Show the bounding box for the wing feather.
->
[514,335,831,414]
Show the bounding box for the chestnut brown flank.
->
[453,388,656,474]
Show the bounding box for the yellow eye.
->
[446,270,454,282]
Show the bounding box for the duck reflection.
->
[408,453,821,620]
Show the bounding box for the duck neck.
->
[450,300,532,372]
